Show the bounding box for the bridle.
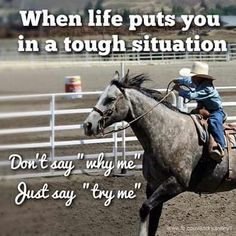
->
[92,86,175,136]
[92,106,114,134]
[92,94,124,135]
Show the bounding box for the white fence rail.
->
[1,43,236,62]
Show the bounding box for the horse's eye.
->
[104,97,116,105]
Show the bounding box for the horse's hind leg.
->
[138,176,185,236]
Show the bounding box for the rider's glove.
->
[172,79,179,84]
[173,84,180,91]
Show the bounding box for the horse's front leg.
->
[139,199,163,236]
[138,176,185,236]
[146,184,163,236]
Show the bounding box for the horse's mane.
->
[111,74,180,112]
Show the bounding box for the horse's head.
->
[84,71,132,136]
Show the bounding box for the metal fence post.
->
[227,44,231,62]
[113,123,118,173]
[121,62,127,174]
[186,51,189,60]
[50,95,56,173]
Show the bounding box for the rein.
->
[93,89,174,136]
[166,79,194,104]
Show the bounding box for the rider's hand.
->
[173,84,180,91]
[172,79,179,84]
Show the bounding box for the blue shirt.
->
[176,76,222,111]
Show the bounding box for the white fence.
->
[1,43,236,62]
[0,91,142,180]
[0,86,236,180]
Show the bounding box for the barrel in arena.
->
[65,76,82,99]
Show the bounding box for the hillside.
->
[0,0,236,12]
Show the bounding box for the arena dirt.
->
[0,173,235,236]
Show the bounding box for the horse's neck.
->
[126,89,184,151]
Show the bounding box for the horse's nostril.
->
[84,122,92,134]
[86,122,92,130]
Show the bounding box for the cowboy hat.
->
[179,61,215,80]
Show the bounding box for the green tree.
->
[215,3,223,11]
[122,8,131,24]
[161,7,166,15]
[200,0,208,14]
[95,0,104,11]
[84,1,93,20]
[206,8,223,15]
[172,5,185,16]
[54,8,70,17]
[190,7,196,15]
[223,5,236,15]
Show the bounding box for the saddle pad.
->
[190,114,208,145]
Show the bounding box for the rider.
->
[173,61,225,162]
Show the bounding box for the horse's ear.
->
[125,69,130,79]
[114,71,120,80]
[121,69,130,84]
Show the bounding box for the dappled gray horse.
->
[83,72,236,236]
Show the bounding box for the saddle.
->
[191,114,236,180]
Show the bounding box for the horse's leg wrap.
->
[140,176,184,221]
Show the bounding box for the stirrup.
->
[210,144,224,162]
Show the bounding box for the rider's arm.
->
[179,87,212,101]
[175,76,195,87]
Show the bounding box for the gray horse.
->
[83,72,236,236]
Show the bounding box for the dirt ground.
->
[0,173,235,236]
[0,61,235,236]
